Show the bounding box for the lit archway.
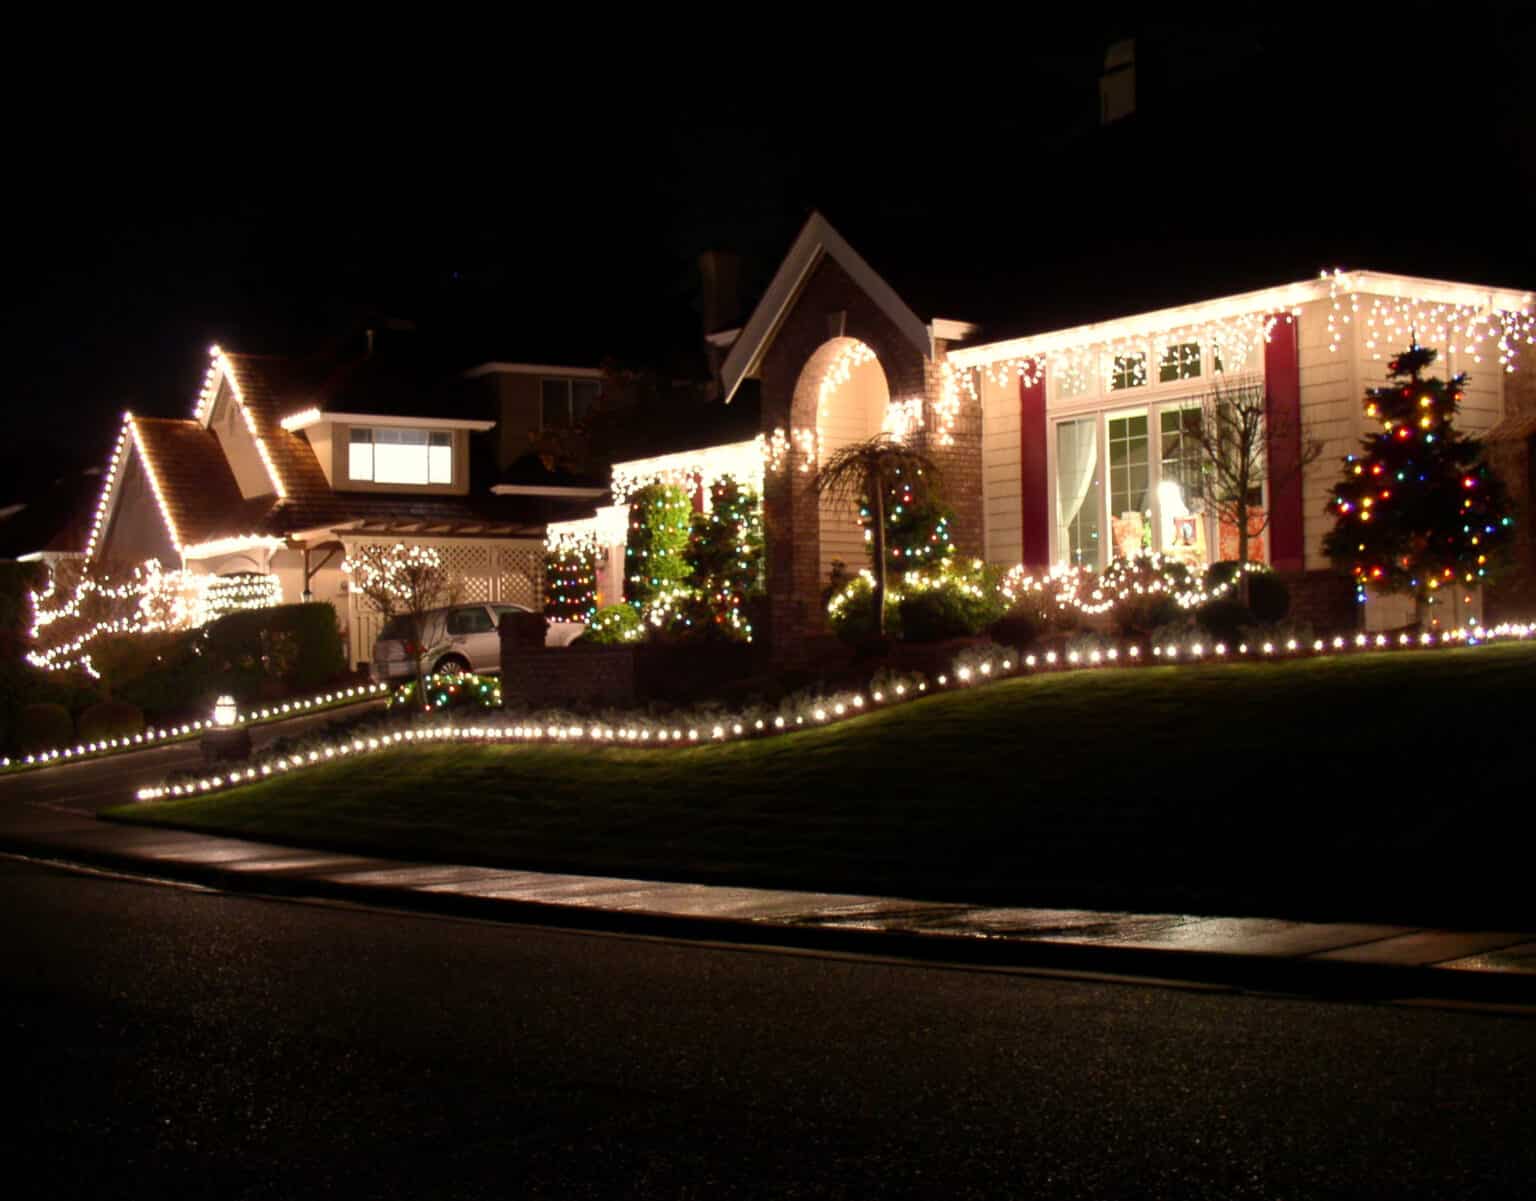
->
[793,337,891,584]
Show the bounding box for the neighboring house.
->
[460,361,605,474]
[83,344,600,667]
[560,214,1536,663]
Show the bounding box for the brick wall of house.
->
[1279,570,1358,632]
[755,256,984,665]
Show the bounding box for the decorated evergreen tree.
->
[686,475,764,641]
[543,537,598,623]
[1324,343,1513,611]
[624,482,694,611]
[858,462,956,573]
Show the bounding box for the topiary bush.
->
[827,574,901,646]
[77,700,145,743]
[1195,598,1254,645]
[19,702,73,753]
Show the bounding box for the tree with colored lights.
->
[686,475,764,641]
[1323,343,1513,614]
[814,434,942,637]
[862,470,956,575]
[543,538,599,623]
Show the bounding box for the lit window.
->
[348,428,453,485]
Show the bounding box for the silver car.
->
[371,603,532,680]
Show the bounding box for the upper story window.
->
[541,378,601,429]
[349,427,453,485]
[1110,352,1148,391]
[1158,342,1202,383]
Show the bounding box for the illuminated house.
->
[569,214,1536,661]
[82,345,601,667]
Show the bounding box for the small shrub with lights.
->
[388,670,502,713]
[625,483,694,612]
[686,475,764,642]
[583,604,644,646]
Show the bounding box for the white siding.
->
[1297,298,1360,571]
[980,367,1022,565]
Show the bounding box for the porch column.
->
[1020,372,1051,568]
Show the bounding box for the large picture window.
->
[1055,417,1102,568]
[349,427,453,485]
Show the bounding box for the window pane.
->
[1158,342,1201,383]
[571,379,600,421]
[348,429,373,481]
[541,379,570,428]
[428,440,453,485]
[1110,353,1147,391]
[374,435,429,484]
[1056,417,1101,568]
[1107,412,1150,558]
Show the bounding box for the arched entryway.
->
[792,336,892,585]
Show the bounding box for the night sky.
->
[5,10,1534,509]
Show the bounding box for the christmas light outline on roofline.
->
[131,621,1536,804]
[945,269,1536,389]
[192,346,289,499]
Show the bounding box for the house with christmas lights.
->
[74,345,602,669]
[559,214,1536,662]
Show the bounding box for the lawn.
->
[108,643,1536,926]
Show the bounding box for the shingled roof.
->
[131,417,278,546]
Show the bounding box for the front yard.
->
[108,643,1536,926]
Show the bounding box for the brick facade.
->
[498,617,636,707]
[756,256,984,665]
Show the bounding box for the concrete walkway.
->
[4,705,1534,1005]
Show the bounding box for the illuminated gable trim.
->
[129,415,185,552]
[196,345,289,499]
[83,415,134,563]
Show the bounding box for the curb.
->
[7,834,1536,1011]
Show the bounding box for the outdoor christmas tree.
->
[543,537,598,623]
[684,475,764,641]
[858,463,955,573]
[1324,342,1513,611]
[624,482,694,611]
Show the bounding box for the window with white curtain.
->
[1055,417,1102,568]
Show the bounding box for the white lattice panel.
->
[497,547,543,608]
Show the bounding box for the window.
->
[541,378,601,429]
[1159,406,1203,502]
[1055,417,1102,568]
[1158,342,1201,383]
[1107,412,1150,556]
[349,428,453,485]
[446,607,494,635]
[1110,352,1147,392]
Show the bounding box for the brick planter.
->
[498,613,635,708]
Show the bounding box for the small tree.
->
[343,543,458,706]
[544,537,599,623]
[624,482,693,613]
[813,434,942,638]
[1323,343,1514,614]
[1192,375,1321,603]
[686,475,764,641]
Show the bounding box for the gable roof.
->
[719,212,933,404]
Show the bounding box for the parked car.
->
[371,603,532,680]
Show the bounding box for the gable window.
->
[541,378,601,429]
[349,428,453,485]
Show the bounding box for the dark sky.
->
[5,9,1534,506]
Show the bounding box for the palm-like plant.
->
[812,433,942,637]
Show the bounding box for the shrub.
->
[897,561,1007,643]
[1195,598,1254,645]
[203,603,346,693]
[112,632,229,725]
[898,588,975,642]
[19,703,73,753]
[1205,561,1289,623]
[827,574,900,646]
[584,604,643,645]
[77,700,145,743]
[625,483,693,610]
[1097,555,1195,636]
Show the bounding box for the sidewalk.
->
[6,782,1536,1008]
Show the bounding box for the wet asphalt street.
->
[5,856,1535,1200]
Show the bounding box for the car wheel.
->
[432,654,471,677]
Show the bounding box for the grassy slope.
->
[109,644,1536,925]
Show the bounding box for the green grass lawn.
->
[108,643,1536,926]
